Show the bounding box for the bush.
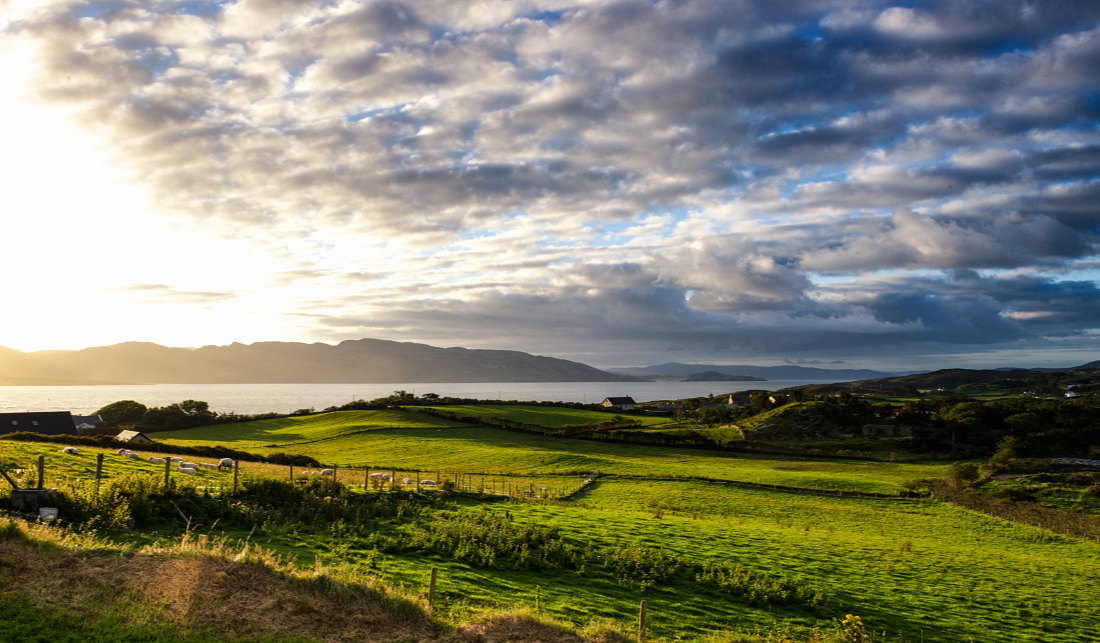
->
[696,561,826,608]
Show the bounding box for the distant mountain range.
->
[0,339,639,385]
[608,362,895,381]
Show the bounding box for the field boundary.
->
[601,473,928,500]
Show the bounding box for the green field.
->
[155,410,946,493]
[3,406,1097,642]
[422,404,674,428]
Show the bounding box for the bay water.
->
[0,380,839,415]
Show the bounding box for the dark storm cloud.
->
[8,0,1100,366]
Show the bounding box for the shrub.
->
[696,561,826,609]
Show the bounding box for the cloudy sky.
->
[1,0,1098,370]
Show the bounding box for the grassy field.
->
[4,405,1096,642]
[421,404,674,428]
[204,478,1098,642]
[153,411,947,493]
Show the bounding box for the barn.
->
[0,412,77,436]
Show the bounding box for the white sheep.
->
[176,466,198,475]
[320,468,334,476]
[61,446,79,455]
[179,461,197,469]
[148,457,166,464]
[125,452,143,460]
[168,456,184,463]
[218,458,234,469]
[197,462,217,469]
[116,448,132,456]
[420,479,437,487]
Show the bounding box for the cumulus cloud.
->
[5,0,1100,367]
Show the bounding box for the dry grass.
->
[0,517,437,642]
[0,517,653,642]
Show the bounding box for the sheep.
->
[369,472,391,481]
[420,479,437,487]
[176,466,198,475]
[168,457,184,463]
[125,452,143,460]
[320,468,334,476]
[148,457,166,464]
[61,446,79,455]
[217,458,234,470]
[179,461,198,469]
[403,478,415,485]
[197,462,218,470]
[116,448,132,456]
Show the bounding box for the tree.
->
[95,400,147,426]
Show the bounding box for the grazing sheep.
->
[176,466,198,475]
[218,458,234,470]
[116,448,132,456]
[320,468,334,476]
[168,457,184,463]
[420,479,437,487]
[179,461,197,469]
[125,452,143,460]
[61,446,79,455]
[197,462,217,469]
[148,457,166,464]
[369,472,391,480]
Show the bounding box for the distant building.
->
[601,396,637,410]
[0,412,77,436]
[115,430,153,444]
[73,414,106,434]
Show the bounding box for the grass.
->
[154,409,472,449]
[421,405,673,428]
[153,412,947,494]
[5,404,1095,642]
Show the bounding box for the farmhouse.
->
[115,430,153,444]
[73,414,105,434]
[601,396,637,410]
[0,411,77,436]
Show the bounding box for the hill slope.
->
[1,338,639,385]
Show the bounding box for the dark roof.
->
[0,412,76,436]
[73,414,104,426]
[603,396,636,405]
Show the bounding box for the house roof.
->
[115,430,151,442]
[603,396,636,405]
[72,414,104,426]
[0,412,76,436]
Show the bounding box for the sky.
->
[1,0,1098,371]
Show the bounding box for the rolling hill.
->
[0,338,640,385]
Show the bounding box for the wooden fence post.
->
[289,463,293,482]
[391,467,396,491]
[428,566,438,613]
[365,466,370,490]
[332,464,338,482]
[95,453,104,493]
[416,470,420,492]
[164,458,172,488]
[233,460,239,494]
[638,599,647,642]
[36,455,45,489]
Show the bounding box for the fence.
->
[0,445,596,502]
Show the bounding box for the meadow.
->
[155,410,946,494]
[2,406,1097,641]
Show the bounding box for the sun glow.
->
[0,38,297,352]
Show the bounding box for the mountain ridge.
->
[0,339,639,385]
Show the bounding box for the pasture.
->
[2,404,1095,642]
[154,410,948,493]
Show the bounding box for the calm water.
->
[0,380,839,415]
